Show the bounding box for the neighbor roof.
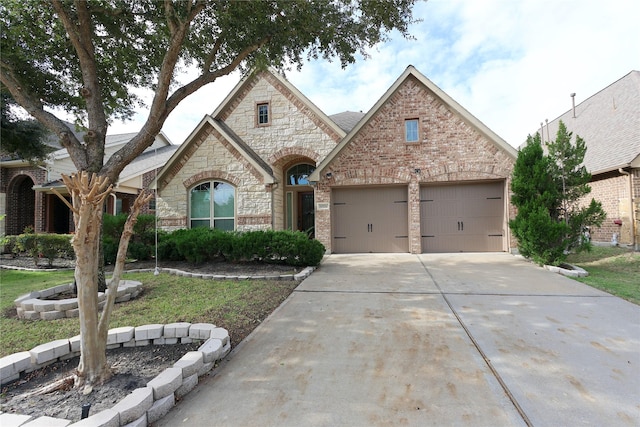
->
[540,70,640,174]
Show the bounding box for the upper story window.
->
[190,181,235,230]
[286,164,315,186]
[257,102,270,126]
[405,118,419,142]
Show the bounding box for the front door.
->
[298,191,315,237]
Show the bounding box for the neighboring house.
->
[0,124,176,236]
[156,66,518,254]
[539,70,639,249]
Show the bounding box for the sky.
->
[108,0,640,148]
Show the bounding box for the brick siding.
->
[1,167,47,234]
[586,169,638,246]
[315,76,515,253]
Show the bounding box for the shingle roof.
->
[540,70,640,174]
[329,111,365,133]
[119,144,179,181]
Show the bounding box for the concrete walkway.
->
[157,253,640,427]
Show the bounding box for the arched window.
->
[286,164,315,186]
[190,181,235,230]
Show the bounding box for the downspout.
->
[618,168,636,250]
[270,181,279,230]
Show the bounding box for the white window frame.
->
[405,118,420,143]
[256,102,270,126]
[189,181,236,230]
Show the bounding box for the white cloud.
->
[108,0,639,148]
[288,0,640,147]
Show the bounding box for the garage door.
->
[421,182,505,253]
[333,186,408,253]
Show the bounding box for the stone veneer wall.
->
[219,72,342,162]
[157,125,271,232]
[219,73,342,231]
[314,76,516,254]
[158,71,342,232]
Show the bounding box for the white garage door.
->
[421,181,505,253]
[333,186,409,253]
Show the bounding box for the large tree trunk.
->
[59,172,151,392]
[61,173,112,390]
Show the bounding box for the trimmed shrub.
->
[12,233,73,267]
[159,228,325,266]
[102,213,157,264]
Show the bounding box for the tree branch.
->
[0,67,85,162]
[98,190,153,336]
[51,0,108,172]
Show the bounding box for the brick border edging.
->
[0,323,231,427]
[126,266,316,281]
[13,280,143,321]
[0,265,316,282]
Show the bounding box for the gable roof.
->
[540,70,640,174]
[310,66,516,181]
[213,68,346,139]
[155,115,274,190]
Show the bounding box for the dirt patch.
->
[1,343,199,421]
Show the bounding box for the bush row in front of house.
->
[2,231,74,267]
[4,215,325,267]
[158,228,325,267]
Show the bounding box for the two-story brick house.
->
[156,66,518,253]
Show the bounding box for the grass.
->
[0,270,297,357]
[565,246,640,305]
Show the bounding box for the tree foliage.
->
[0,91,50,161]
[509,122,606,265]
[1,0,416,180]
[0,0,418,388]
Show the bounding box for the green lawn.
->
[565,246,640,305]
[0,270,297,357]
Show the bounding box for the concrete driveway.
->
[158,253,639,427]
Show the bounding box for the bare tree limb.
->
[97,190,153,336]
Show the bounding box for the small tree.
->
[510,122,606,265]
[0,0,418,390]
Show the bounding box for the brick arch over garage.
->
[6,174,37,235]
[324,168,413,186]
[183,170,242,188]
[414,159,512,183]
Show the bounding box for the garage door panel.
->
[333,187,408,253]
[421,182,505,253]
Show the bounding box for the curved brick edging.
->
[13,281,143,320]
[1,264,316,282]
[0,322,231,427]
[125,266,316,281]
